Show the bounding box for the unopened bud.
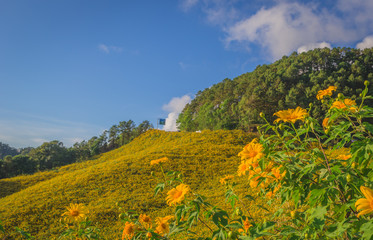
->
[338,93,344,99]
[364,80,369,87]
[309,103,313,108]
[260,112,265,118]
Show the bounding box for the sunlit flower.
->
[61,203,88,223]
[243,217,252,231]
[273,107,308,124]
[155,216,173,236]
[150,157,169,165]
[316,86,337,100]
[237,162,249,176]
[238,139,264,162]
[122,221,136,240]
[271,167,285,180]
[139,214,152,229]
[166,183,190,206]
[337,154,351,160]
[322,118,330,128]
[219,175,234,185]
[355,186,373,217]
[331,99,357,112]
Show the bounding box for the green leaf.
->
[360,221,373,240]
[363,122,373,134]
[212,210,229,227]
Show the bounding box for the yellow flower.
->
[337,154,351,160]
[316,86,337,100]
[155,216,173,236]
[237,162,249,176]
[271,167,285,180]
[122,222,136,240]
[150,157,169,165]
[243,218,252,231]
[331,99,357,112]
[238,139,264,162]
[355,186,373,217]
[139,214,152,229]
[61,203,88,223]
[273,107,308,124]
[166,183,190,206]
[219,175,234,184]
[322,118,330,128]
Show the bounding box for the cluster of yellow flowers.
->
[120,214,174,239]
[237,139,285,198]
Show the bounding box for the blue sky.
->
[1,0,373,148]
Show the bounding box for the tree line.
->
[0,120,153,179]
[177,47,373,131]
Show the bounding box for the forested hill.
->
[177,47,373,131]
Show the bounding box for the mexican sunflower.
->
[155,216,174,236]
[243,218,252,231]
[139,214,152,229]
[331,99,357,112]
[219,175,234,184]
[150,157,169,166]
[166,183,190,206]
[316,86,337,100]
[273,107,308,124]
[322,118,330,128]
[238,139,264,162]
[355,186,373,217]
[122,222,136,240]
[61,203,88,223]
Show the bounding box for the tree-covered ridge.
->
[0,120,153,179]
[177,47,373,131]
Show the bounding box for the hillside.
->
[0,129,268,239]
[177,47,373,131]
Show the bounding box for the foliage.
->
[178,47,373,131]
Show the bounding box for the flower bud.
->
[364,80,369,86]
[346,174,351,182]
[235,208,243,216]
[338,93,343,99]
[259,112,265,118]
[309,103,313,108]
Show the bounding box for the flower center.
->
[174,190,182,199]
[71,210,80,216]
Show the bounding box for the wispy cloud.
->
[162,95,192,131]
[0,109,103,148]
[98,44,123,54]
[180,0,199,12]
[178,61,188,70]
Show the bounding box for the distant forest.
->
[177,47,373,131]
[0,120,153,179]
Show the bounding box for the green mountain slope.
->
[0,130,261,239]
[177,47,373,131]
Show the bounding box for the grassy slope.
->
[0,129,271,239]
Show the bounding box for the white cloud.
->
[98,44,123,54]
[162,95,192,131]
[297,41,331,53]
[225,2,356,60]
[356,35,373,49]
